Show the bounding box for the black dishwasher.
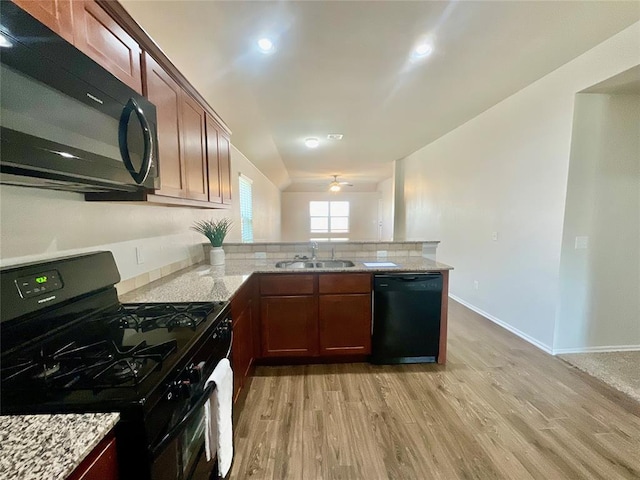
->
[371,273,442,364]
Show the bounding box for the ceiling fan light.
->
[305,138,320,148]
[329,183,341,192]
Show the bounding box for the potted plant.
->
[192,218,232,265]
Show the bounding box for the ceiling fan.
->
[328,175,353,192]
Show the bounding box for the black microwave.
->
[0,2,158,193]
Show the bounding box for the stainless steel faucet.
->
[310,241,318,260]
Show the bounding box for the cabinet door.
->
[72,0,142,93]
[218,132,232,205]
[205,116,222,204]
[232,300,253,402]
[319,294,371,356]
[318,273,371,294]
[261,296,318,357]
[67,433,118,480]
[144,54,185,198]
[12,0,74,43]
[181,93,208,201]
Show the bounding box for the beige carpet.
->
[559,351,640,403]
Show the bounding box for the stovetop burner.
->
[1,338,177,389]
[114,302,216,332]
[1,301,227,391]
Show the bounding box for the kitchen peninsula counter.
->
[119,257,453,304]
[0,413,119,480]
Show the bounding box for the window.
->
[239,174,253,242]
[309,201,349,241]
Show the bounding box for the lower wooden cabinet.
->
[231,278,257,402]
[67,432,118,480]
[319,294,371,355]
[258,273,372,359]
[232,299,253,402]
[260,296,318,357]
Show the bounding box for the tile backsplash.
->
[223,241,439,261]
[116,241,439,296]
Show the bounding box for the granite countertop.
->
[120,257,453,304]
[0,413,119,480]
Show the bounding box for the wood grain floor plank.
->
[230,300,640,480]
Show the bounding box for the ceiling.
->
[121,1,639,191]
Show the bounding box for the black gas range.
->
[0,251,231,480]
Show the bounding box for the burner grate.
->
[0,339,177,389]
[115,302,220,332]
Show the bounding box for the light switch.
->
[491,232,498,241]
[135,246,144,265]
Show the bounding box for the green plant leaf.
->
[191,218,233,247]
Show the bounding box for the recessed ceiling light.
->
[257,38,275,53]
[327,134,343,140]
[0,33,13,48]
[305,138,319,148]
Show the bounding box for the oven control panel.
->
[15,269,63,298]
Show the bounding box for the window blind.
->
[239,174,253,243]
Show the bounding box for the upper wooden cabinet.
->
[218,131,232,205]
[12,0,74,43]
[72,1,142,94]
[14,0,232,209]
[205,115,232,205]
[145,54,185,198]
[205,117,222,204]
[12,0,142,93]
[145,54,227,204]
[181,94,208,201]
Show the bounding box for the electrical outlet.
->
[376,250,388,257]
[575,236,588,249]
[135,246,144,265]
[474,280,479,290]
[491,231,498,241]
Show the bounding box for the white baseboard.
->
[449,294,554,355]
[553,345,640,355]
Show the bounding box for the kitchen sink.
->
[314,260,355,268]
[275,260,355,269]
[274,261,316,269]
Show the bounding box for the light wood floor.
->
[230,301,640,480]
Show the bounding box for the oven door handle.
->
[150,382,216,459]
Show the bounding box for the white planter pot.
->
[209,246,225,266]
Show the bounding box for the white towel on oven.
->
[204,358,234,477]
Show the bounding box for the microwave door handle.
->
[119,97,153,185]
[150,382,216,459]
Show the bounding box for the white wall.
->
[0,144,281,279]
[281,192,381,242]
[377,177,394,241]
[397,22,640,352]
[555,93,640,352]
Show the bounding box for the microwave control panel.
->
[15,270,63,299]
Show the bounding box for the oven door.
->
[149,317,232,480]
[151,383,214,480]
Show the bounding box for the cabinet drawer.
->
[318,273,371,294]
[260,274,314,296]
